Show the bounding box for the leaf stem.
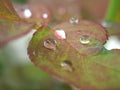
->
[105,0,120,22]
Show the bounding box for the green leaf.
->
[105,0,120,22]
[27,20,120,90]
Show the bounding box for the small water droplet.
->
[54,29,66,40]
[61,61,73,72]
[80,35,90,44]
[69,17,79,24]
[23,8,32,18]
[44,39,57,50]
[42,13,48,19]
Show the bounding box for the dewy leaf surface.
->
[28,20,120,90]
[0,0,35,47]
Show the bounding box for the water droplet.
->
[69,17,79,24]
[44,39,57,50]
[54,29,66,40]
[23,8,32,18]
[80,35,90,44]
[42,13,48,19]
[61,61,73,72]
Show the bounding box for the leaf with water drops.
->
[13,0,81,24]
[44,39,57,50]
[28,20,120,90]
[0,0,35,47]
[13,1,52,26]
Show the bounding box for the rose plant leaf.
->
[0,18,35,47]
[0,0,36,47]
[81,0,109,21]
[28,20,120,90]
[0,0,20,20]
[29,0,81,22]
[13,1,52,26]
[13,0,81,25]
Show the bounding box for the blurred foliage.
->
[0,47,72,90]
[105,0,120,22]
[12,0,28,4]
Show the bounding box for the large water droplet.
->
[54,29,66,40]
[61,61,73,72]
[69,17,79,24]
[44,39,57,50]
[23,8,32,18]
[80,35,90,44]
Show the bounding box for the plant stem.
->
[105,0,120,22]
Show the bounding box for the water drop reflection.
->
[54,29,66,40]
[23,8,32,18]
[80,35,90,44]
[69,17,79,24]
[42,13,48,19]
[44,39,57,50]
[61,61,73,72]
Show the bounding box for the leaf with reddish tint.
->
[29,0,81,22]
[0,0,35,47]
[0,18,35,47]
[28,20,120,90]
[13,2,52,26]
[13,0,81,25]
[0,0,20,20]
[81,0,109,21]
